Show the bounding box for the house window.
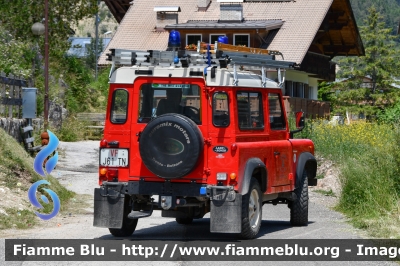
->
[304,84,310,99]
[210,34,226,44]
[293,82,304,98]
[285,81,293,97]
[186,34,202,46]
[234,34,250,47]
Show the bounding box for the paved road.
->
[0,141,396,265]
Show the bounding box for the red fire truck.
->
[94,35,317,239]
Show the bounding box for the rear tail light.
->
[107,169,118,179]
[230,173,237,180]
[100,139,108,147]
[229,172,237,186]
[100,168,107,176]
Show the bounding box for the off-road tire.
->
[239,178,262,239]
[139,114,204,179]
[109,196,138,237]
[109,217,138,237]
[175,217,193,224]
[290,170,309,226]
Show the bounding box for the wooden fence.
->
[0,73,27,119]
[283,96,330,119]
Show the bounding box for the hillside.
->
[0,127,75,230]
[73,2,118,38]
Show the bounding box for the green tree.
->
[336,6,400,116]
[0,0,98,58]
[85,37,104,71]
[0,26,35,78]
[0,1,99,115]
[350,0,400,35]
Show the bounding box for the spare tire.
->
[139,114,204,179]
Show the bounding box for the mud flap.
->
[210,194,242,233]
[93,188,125,228]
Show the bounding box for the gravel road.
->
[0,141,397,266]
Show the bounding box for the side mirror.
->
[290,111,305,138]
[295,111,305,129]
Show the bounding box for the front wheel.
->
[290,170,309,226]
[239,178,262,239]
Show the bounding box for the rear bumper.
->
[100,181,236,200]
[101,180,208,197]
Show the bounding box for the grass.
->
[0,127,76,230]
[51,116,88,142]
[305,120,400,238]
[0,208,38,230]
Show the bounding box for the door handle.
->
[274,152,280,156]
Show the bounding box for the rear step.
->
[127,203,154,219]
[127,209,153,219]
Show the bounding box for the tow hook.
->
[161,196,172,210]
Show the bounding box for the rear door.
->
[129,78,208,181]
[267,92,292,186]
[100,84,133,181]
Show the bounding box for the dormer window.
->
[154,6,181,32]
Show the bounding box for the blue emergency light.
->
[168,30,181,48]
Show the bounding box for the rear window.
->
[110,89,128,124]
[138,83,201,124]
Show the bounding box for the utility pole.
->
[95,0,100,80]
[44,0,49,130]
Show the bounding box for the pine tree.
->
[336,6,400,117]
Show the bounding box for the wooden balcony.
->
[283,96,330,119]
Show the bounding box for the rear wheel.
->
[109,217,138,237]
[290,170,309,226]
[239,178,262,239]
[109,196,138,237]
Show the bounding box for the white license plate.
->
[100,149,129,167]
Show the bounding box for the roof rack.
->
[107,41,295,68]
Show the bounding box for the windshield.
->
[138,83,201,124]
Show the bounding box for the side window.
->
[268,93,286,130]
[213,92,229,127]
[236,92,264,130]
[110,89,128,124]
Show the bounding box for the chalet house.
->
[100,0,365,118]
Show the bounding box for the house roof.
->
[165,20,283,30]
[99,0,364,65]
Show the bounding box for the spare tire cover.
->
[139,114,204,179]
